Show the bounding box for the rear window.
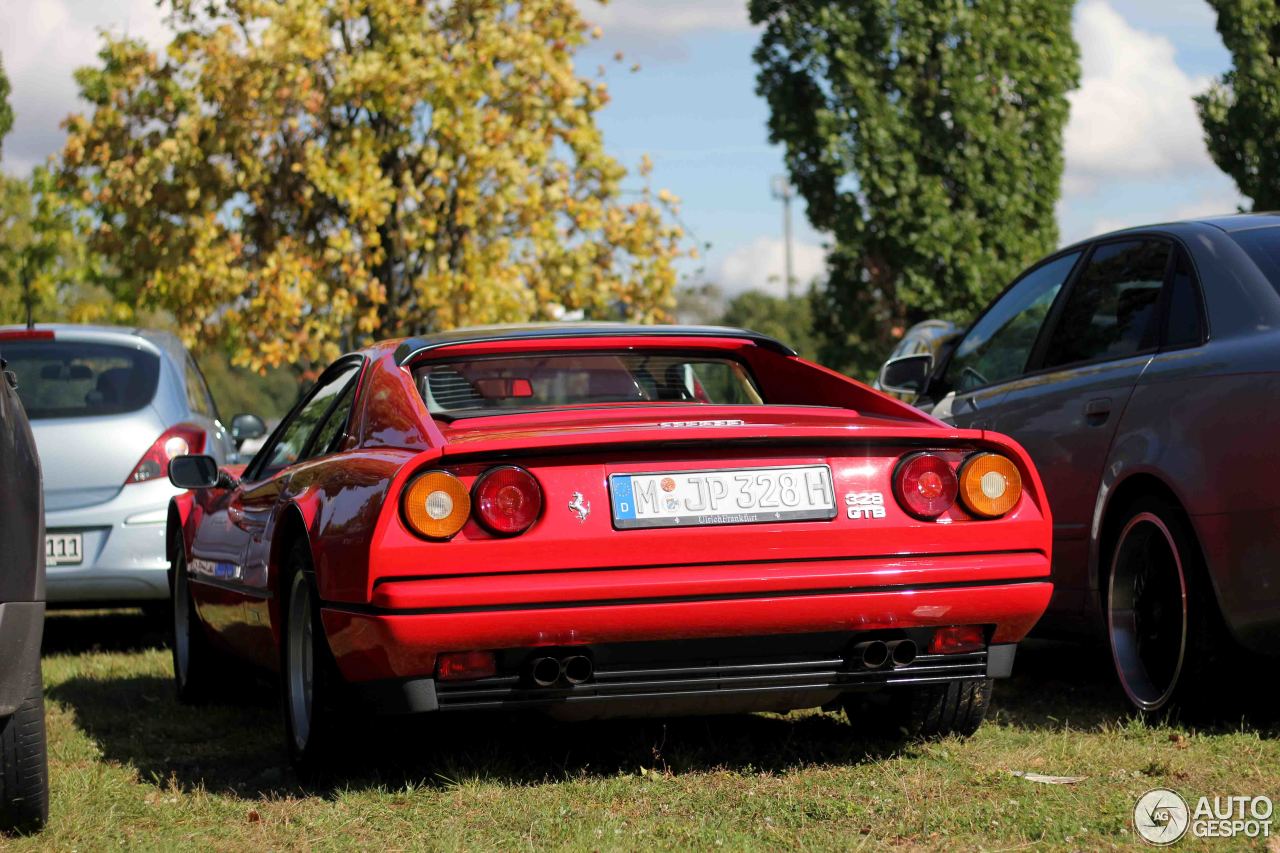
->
[2,340,161,419]
[1232,227,1280,296]
[415,352,764,417]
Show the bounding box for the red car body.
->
[168,325,1051,756]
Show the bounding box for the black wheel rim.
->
[1108,513,1187,711]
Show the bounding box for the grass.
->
[4,611,1278,851]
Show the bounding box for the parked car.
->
[877,214,1280,714]
[0,325,267,610]
[0,347,48,834]
[872,319,961,403]
[166,323,1053,770]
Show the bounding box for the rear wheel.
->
[848,679,992,740]
[280,541,346,773]
[1106,496,1226,716]
[171,549,223,703]
[0,662,49,835]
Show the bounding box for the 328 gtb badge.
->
[845,491,886,520]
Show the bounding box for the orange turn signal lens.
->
[402,471,471,539]
[958,453,1022,518]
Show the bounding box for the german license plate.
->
[46,532,84,566]
[609,465,836,530]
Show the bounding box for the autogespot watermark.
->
[1134,788,1274,845]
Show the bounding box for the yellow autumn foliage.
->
[60,0,684,370]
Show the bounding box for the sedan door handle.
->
[1084,397,1112,425]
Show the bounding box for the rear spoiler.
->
[437,420,981,462]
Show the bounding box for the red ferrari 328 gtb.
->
[166,324,1052,768]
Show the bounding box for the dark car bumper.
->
[0,601,45,717]
[352,631,1019,719]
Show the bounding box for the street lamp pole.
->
[771,175,795,298]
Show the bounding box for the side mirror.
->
[230,413,267,448]
[878,353,934,396]
[168,455,222,490]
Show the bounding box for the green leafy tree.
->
[60,0,686,371]
[0,168,106,326]
[750,0,1078,375]
[2,53,111,326]
[720,289,818,361]
[1196,1,1280,209]
[0,55,13,160]
[196,354,302,421]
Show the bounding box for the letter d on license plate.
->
[609,464,836,530]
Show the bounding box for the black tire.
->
[0,662,49,835]
[280,540,347,774]
[171,549,225,704]
[848,679,993,740]
[1105,495,1228,717]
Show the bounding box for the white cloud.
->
[1063,1,1217,196]
[713,235,827,298]
[577,0,751,38]
[1069,187,1245,244]
[1,0,169,175]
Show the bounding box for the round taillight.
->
[403,471,471,539]
[958,453,1023,518]
[472,466,542,536]
[893,452,958,520]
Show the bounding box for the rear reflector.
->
[928,625,985,655]
[892,452,958,520]
[436,651,497,681]
[472,465,542,536]
[127,424,206,485]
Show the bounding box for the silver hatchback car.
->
[0,325,266,607]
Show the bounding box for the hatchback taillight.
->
[892,452,958,520]
[127,424,206,485]
[472,466,542,535]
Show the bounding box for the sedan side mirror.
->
[230,413,267,448]
[878,353,934,396]
[169,455,224,490]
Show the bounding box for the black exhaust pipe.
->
[529,656,562,687]
[853,640,890,670]
[562,655,594,685]
[888,639,917,667]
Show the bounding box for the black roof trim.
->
[394,323,797,365]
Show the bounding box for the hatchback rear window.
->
[1231,227,1280,296]
[414,352,764,417]
[2,340,161,419]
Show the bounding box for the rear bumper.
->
[44,479,174,604]
[355,638,1018,719]
[322,570,1053,684]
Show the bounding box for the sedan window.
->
[943,252,1080,393]
[1041,240,1170,370]
[1163,251,1204,348]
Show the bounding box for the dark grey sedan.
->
[878,214,1280,714]
[0,348,47,834]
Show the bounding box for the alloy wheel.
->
[286,571,315,752]
[1108,512,1188,711]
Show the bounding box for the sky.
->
[0,0,1246,300]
